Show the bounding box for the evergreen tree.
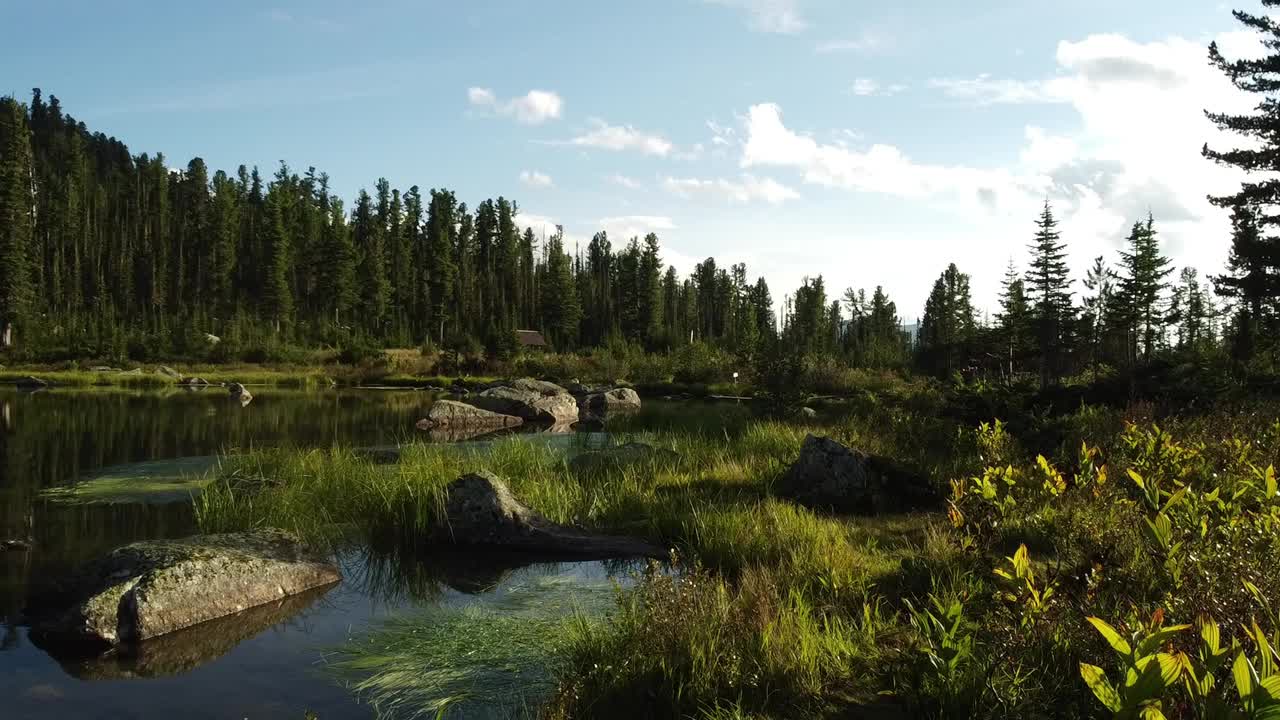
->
[918,262,975,375]
[0,97,34,347]
[425,189,458,344]
[540,226,581,347]
[996,259,1031,379]
[1116,214,1174,363]
[260,190,292,332]
[1215,203,1279,360]
[1025,201,1073,388]
[354,188,390,333]
[1081,255,1119,376]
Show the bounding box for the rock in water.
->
[227,382,253,406]
[434,471,663,558]
[31,529,339,649]
[15,376,48,390]
[177,376,209,387]
[416,399,523,429]
[775,434,922,514]
[580,387,642,414]
[467,378,579,425]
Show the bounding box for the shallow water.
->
[0,386,648,719]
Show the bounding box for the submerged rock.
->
[15,376,48,390]
[417,399,523,429]
[775,434,928,514]
[467,378,579,425]
[434,471,663,558]
[580,387,642,414]
[227,382,253,406]
[30,529,340,649]
[568,442,679,476]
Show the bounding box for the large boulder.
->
[417,399,523,429]
[774,434,926,514]
[15,376,48,390]
[467,379,578,425]
[434,471,663,558]
[30,529,340,650]
[580,387,642,414]
[157,365,181,379]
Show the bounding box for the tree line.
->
[0,4,1278,380]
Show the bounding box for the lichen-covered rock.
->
[580,387,642,414]
[774,434,897,514]
[45,584,336,679]
[227,382,253,406]
[569,442,679,475]
[467,379,579,425]
[434,471,663,558]
[31,529,339,649]
[417,399,524,429]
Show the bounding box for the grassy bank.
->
[192,392,1280,719]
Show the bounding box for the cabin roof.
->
[515,329,548,347]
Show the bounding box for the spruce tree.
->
[1116,215,1174,363]
[1204,3,1280,361]
[0,97,34,347]
[996,259,1031,379]
[1025,201,1073,388]
[260,191,293,332]
[540,226,581,347]
[1081,255,1119,376]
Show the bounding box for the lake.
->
[0,386,655,719]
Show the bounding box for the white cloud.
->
[741,102,1037,205]
[599,215,677,240]
[928,75,1071,105]
[850,78,906,97]
[739,29,1265,314]
[851,78,880,96]
[608,173,643,190]
[705,0,806,34]
[663,174,800,205]
[815,29,890,54]
[467,87,563,124]
[561,118,674,156]
[519,170,554,189]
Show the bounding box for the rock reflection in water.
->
[34,581,339,681]
[349,545,642,601]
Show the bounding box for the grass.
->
[192,381,1280,719]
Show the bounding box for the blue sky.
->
[1,0,1263,319]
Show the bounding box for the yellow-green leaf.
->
[1137,625,1191,657]
[1080,663,1122,712]
[1234,652,1255,703]
[1088,616,1133,656]
[1128,468,1146,489]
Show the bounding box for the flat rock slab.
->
[418,399,524,429]
[434,471,663,559]
[31,529,340,649]
[43,583,337,679]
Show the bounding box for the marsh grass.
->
[196,407,961,718]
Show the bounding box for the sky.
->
[0,0,1268,320]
